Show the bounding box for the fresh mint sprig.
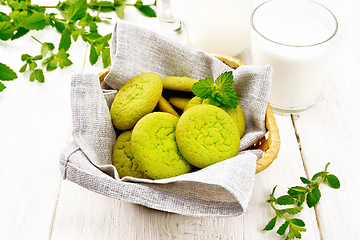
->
[263,162,340,239]
[191,71,239,109]
[0,0,156,92]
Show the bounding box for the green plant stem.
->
[40,6,57,8]
[270,202,290,221]
[31,36,54,55]
[31,36,43,45]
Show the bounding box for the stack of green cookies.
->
[110,72,246,180]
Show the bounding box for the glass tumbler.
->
[251,0,338,114]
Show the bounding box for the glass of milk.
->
[251,0,338,114]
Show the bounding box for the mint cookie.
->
[131,112,193,179]
[162,76,198,92]
[176,104,240,168]
[112,130,148,179]
[110,72,163,130]
[184,96,246,138]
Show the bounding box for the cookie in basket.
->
[168,96,191,110]
[112,130,148,179]
[184,96,246,138]
[157,96,180,117]
[131,112,193,180]
[176,104,240,168]
[162,76,198,92]
[110,72,163,130]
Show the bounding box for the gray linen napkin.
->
[60,20,272,218]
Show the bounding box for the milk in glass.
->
[251,0,337,113]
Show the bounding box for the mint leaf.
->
[54,21,66,33]
[88,0,115,12]
[290,218,305,227]
[288,186,308,206]
[11,27,29,40]
[306,187,321,208]
[28,61,37,70]
[32,55,43,61]
[311,171,327,181]
[277,221,289,236]
[213,71,238,108]
[115,5,126,18]
[288,219,306,239]
[220,88,238,109]
[78,12,98,32]
[192,78,214,99]
[57,49,73,69]
[0,12,11,22]
[101,47,111,68]
[263,216,277,231]
[59,57,73,69]
[19,12,46,30]
[136,5,156,18]
[81,32,103,43]
[276,195,295,205]
[71,28,84,41]
[215,71,233,89]
[41,42,55,57]
[282,206,303,215]
[30,69,44,83]
[300,177,311,185]
[0,21,15,40]
[68,0,87,21]
[0,62,17,80]
[19,63,27,73]
[213,90,230,106]
[0,81,5,92]
[59,28,71,51]
[288,186,308,193]
[95,33,112,44]
[46,61,58,71]
[208,94,221,107]
[89,44,98,65]
[21,54,31,61]
[326,174,340,189]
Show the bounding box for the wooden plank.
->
[291,1,360,238]
[0,14,88,239]
[240,114,321,240]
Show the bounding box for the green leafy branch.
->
[0,0,156,92]
[263,162,340,239]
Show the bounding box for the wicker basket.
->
[98,54,280,174]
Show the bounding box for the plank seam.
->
[291,115,324,240]
[48,180,63,240]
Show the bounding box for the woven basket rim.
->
[98,54,280,174]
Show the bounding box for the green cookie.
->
[112,130,148,179]
[176,104,240,168]
[110,72,163,130]
[131,112,193,180]
[162,76,198,92]
[184,96,246,138]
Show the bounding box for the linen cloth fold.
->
[60,20,272,218]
